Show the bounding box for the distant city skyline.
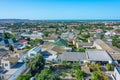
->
[0,0,120,20]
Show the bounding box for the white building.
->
[1,57,19,69]
[21,32,43,40]
[27,46,41,58]
[0,57,26,80]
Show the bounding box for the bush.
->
[16,74,32,80]
[61,72,67,78]
[106,63,114,71]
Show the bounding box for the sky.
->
[0,0,120,20]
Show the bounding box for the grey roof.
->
[86,50,112,61]
[28,46,41,53]
[58,52,86,61]
[78,42,93,46]
[61,32,75,39]
[0,48,8,59]
[0,39,17,46]
[94,39,105,44]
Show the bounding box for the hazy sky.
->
[0,0,120,20]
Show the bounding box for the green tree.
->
[34,38,43,45]
[26,37,31,41]
[77,48,85,52]
[75,69,84,80]
[35,69,60,80]
[92,72,99,80]
[106,63,114,71]
[44,32,49,37]
[61,61,68,68]
[72,62,80,70]
[4,32,9,38]
[4,32,15,39]
[61,72,67,78]
[9,44,14,52]
[16,74,32,80]
[27,54,45,76]
[92,71,108,80]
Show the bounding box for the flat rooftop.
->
[4,57,19,63]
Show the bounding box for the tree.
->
[35,69,60,80]
[61,61,68,68]
[112,35,120,48]
[72,62,80,70]
[16,74,32,80]
[92,71,108,80]
[4,32,15,39]
[26,37,31,41]
[77,48,85,52]
[27,54,45,76]
[106,63,114,71]
[75,69,84,80]
[4,32,9,38]
[44,32,49,37]
[61,72,67,78]
[9,44,14,52]
[92,72,99,80]
[34,38,43,45]
[89,64,101,72]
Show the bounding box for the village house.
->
[27,46,41,58]
[43,36,56,42]
[21,32,43,40]
[58,50,113,65]
[61,32,75,41]
[93,39,120,61]
[76,42,94,49]
[1,57,19,69]
[0,56,26,80]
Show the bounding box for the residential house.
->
[58,52,86,64]
[43,37,56,42]
[86,50,112,64]
[88,37,94,43]
[17,44,25,50]
[0,30,4,40]
[61,32,75,41]
[41,50,57,62]
[94,32,104,38]
[51,46,66,53]
[94,39,120,61]
[0,62,26,80]
[0,48,9,65]
[76,42,94,49]
[96,28,103,33]
[1,57,19,69]
[0,39,17,47]
[105,31,115,37]
[21,32,43,40]
[19,39,28,45]
[54,39,68,47]
[27,46,41,58]
[58,50,113,64]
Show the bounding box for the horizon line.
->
[1,18,120,21]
